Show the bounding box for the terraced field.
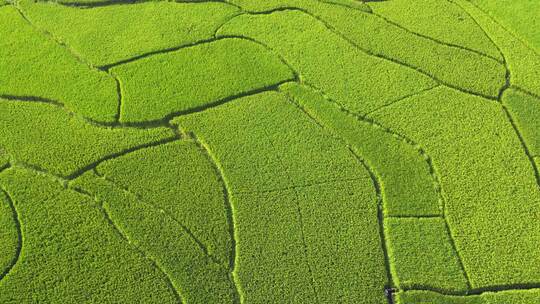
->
[1,0,539,303]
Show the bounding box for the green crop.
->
[175,91,387,303]
[370,86,540,289]
[0,5,117,122]
[71,170,237,304]
[280,82,441,216]
[228,0,371,13]
[111,38,295,123]
[19,1,240,66]
[367,0,503,61]
[0,150,9,172]
[469,0,540,52]
[503,88,540,156]
[0,168,179,303]
[385,218,468,293]
[395,289,540,304]
[311,3,506,98]
[454,0,540,97]
[95,141,232,266]
[217,10,437,115]
[0,190,18,282]
[0,98,174,177]
[220,1,505,99]
[1,0,539,303]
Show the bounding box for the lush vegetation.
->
[111,38,295,123]
[0,5,118,122]
[1,0,539,303]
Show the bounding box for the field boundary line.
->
[298,83,446,217]
[401,285,540,297]
[9,161,69,187]
[71,186,184,304]
[282,91,395,303]
[36,0,243,10]
[501,107,540,190]
[0,189,23,284]
[364,85,441,116]
[513,86,540,101]
[241,7,502,101]
[255,115,321,302]
[352,152,396,304]
[175,131,242,304]
[235,177,366,195]
[66,135,180,180]
[302,82,540,294]
[0,94,177,132]
[116,78,296,128]
[283,84,477,300]
[452,0,540,190]
[361,2,503,63]
[93,168,224,266]
[451,0,540,58]
[0,163,11,174]
[316,0,372,12]
[100,37,226,70]
[2,83,296,132]
[12,4,123,122]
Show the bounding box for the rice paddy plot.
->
[1,0,539,303]
[0,5,117,122]
[18,0,240,66]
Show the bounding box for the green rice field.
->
[1,0,539,303]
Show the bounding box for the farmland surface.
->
[1,0,539,303]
